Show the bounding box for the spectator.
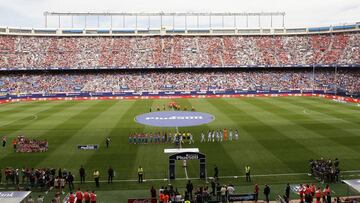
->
[214,165,219,179]
[220,185,227,203]
[285,183,290,203]
[67,172,74,192]
[186,180,193,200]
[254,184,259,202]
[107,166,114,184]
[264,184,270,203]
[79,165,85,184]
[227,184,235,195]
[27,196,34,203]
[0,69,358,94]
[75,188,83,203]
[210,179,216,196]
[150,186,157,201]
[0,33,359,69]
[36,195,44,203]
[90,191,97,203]
[84,190,91,203]
[216,182,221,201]
[68,192,75,203]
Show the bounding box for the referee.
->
[105,137,111,148]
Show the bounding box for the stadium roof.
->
[1,0,359,28]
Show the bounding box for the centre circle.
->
[135,111,215,127]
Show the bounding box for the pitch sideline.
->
[67,170,360,183]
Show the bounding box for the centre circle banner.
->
[135,111,215,127]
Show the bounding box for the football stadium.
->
[0,1,360,203]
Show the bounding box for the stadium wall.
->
[0,90,359,104]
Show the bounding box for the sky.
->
[0,0,359,29]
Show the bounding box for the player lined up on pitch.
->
[129,131,194,145]
[200,128,239,142]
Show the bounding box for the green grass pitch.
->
[0,96,359,202]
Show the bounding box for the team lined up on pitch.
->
[128,132,195,145]
[200,129,239,142]
[128,128,239,145]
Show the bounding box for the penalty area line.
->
[0,113,39,127]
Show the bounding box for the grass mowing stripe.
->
[130,99,173,179]
[0,101,51,115]
[0,101,77,133]
[306,97,360,112]
[221,98,319,170]
[187,98,242,178]
[0,100,106,168]
[35,100,119,168]
[83,100,141,181]
[225,98,320,174]
[262,97,360,168]
[0,101,89,167]
[245,97,360,157]
[280,97,360,137]
[0,98,358,202]
[0,101,79,159]
[287,97,360,125]
[37,100,121,172]
[177,99,199,179]
[198,98,294,175]
[173,98,199,179]
[9,101,90,136]
[0,101,65,127]
[215,98,315,173]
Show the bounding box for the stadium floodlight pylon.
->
[43,11,286,29]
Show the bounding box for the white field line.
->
[0,114,38,127]
[54,170,360,183]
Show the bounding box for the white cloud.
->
[0,0,358,28]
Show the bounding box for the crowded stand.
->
[0,69,359,94]
[0,32,359,69]
[0,28,358,203]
